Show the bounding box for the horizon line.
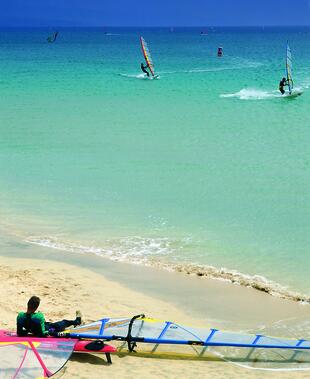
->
[0,25,309,29]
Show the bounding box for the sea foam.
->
[27,235,310,304]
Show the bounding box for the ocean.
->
[0,27,309,299]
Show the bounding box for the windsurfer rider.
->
[141,62,150,77]
[47,31,59,43]
[279,77,288,95]
[17,296,82,337]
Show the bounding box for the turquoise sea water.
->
[0,27,309,297]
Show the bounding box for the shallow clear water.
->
[0,27,309,295]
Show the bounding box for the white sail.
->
[286,41,293,94]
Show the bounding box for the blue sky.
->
[2,0,310,27]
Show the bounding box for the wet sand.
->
[0,231,310,378]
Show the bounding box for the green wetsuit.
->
[17,312,48,337]
[17,311,80,337]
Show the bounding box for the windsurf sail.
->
[47,31,59,43]
[286,41,293,94]
[66,315,310,370]
[0,330,76,378]
[140,37,156,77]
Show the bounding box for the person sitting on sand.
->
[17,296,82,337]
[141,62,150,77]
[279,77,288,95]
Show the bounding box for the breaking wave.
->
[27,235,174,265]
[27,235,310,304]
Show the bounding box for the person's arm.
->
[38,312,49,336]
[16,313,27,336]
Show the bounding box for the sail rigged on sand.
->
[67,315,310,370]
[140,37,156,77]
[0,330,76,378]
[286,41,293,94]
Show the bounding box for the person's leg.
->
[47,319,79,332]
[46,311,82,332]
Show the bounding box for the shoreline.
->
[1,228,310,329]
[1,213,309,306]
[1,236,310,378]
[27,234,310,305]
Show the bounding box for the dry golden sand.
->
[0,256,309,379]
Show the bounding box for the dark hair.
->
[27,296,40,311]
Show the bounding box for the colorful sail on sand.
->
[0,330,76,378]
[0,330,117,379]
[140,37,156,77]
[66,314,310,370]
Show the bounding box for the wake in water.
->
[120,59,263,79]
[119,66,258,78]
[26,235,310,304]
[221,88,288,100]
[161,59,264,76]
[161,66,262,76]
[221,88,279,100]
[221,87,305,100]
[160,67,237,75]
[119,73,160,80]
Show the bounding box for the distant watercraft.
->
[47,31,59,43]
[284,41,302,98]
[140,36,159,79]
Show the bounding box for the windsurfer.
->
[141,62,150,77]
[17,296,82,337]
[47,31,59,43]
[279,77,288,94]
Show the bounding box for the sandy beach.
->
[1,229,310,379]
